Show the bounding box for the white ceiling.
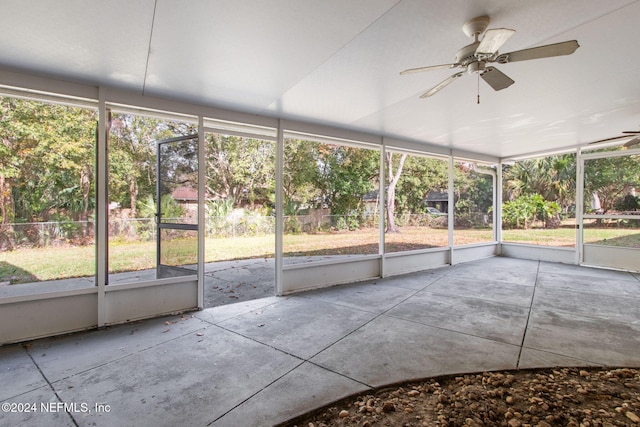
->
[1,0,639,158]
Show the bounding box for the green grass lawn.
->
[502,227,577,247]
[1,226,638,284]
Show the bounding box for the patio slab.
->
[451,257,540,286]
[0,346,48,402]
[533,286,640,324]
[386,292,531,345]
[218,297,377,359]
[424,275,535,306]
[211,362,369,427]
[51,324,301,427]
[310,315,521,388]
[536,270,640,297]
[523,308,640,366]
[0,385,75,427]
[299,280,417,314]
[1,258,639,427]
[27,313,207,383]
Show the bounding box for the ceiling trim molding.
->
[0,67,98,103]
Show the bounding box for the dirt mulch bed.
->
[280,367,640,427]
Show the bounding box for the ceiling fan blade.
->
[480,66,515,91]
[624,137,640,148]
[419,72,465,98]
[588,135,635,144]
[476,28,516,57]
[495,40,579,63]
[622,130,640,134]
[400,63,458,75]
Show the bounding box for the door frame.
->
[156,135,200,279]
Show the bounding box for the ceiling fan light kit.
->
[401,15,580,100]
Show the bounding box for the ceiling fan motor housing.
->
[455,42,480,66]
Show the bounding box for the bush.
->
[617,194,639,211]
[285,217,302,234]
[502,194,560,229]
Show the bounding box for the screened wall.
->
[1,72,638,345]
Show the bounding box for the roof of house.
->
[171,187,198,201]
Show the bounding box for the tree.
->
[206,134,275,208]
[0,97,96,223]
[314,145,378,216]
[395,156,449,215]
[455,166,494,217]
[386,152,407,233]
[283,138,320,212]
[584,153,640,214]
[108,114,185,216]
[503,154,576,216]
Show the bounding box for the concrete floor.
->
[1,257,639,427]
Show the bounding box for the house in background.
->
[425,191,449,214]
[172,186,198,213]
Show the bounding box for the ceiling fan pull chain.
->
[477,73,480,104]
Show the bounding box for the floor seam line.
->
[206,359,308,426]
[40,321,211,384]
[382,313,524,347]
[516,260,540,368]
[305,359,374,388]
[300,285,426,363]
[212,323,307,361]
[518,345,604,367]
[24,346,80,427]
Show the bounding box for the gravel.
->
[280,367,640,427]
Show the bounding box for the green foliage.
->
[206,198,234,218]
[453,165,495,228]
[334,214,361,231]
[0,97,97,222]
[159,195,185,219]
[503,154,576,217]
[395,156,448,214]
[502,194,560,229]
[109,113,187,212]
[284,217,302,234]
[283,139,319,209]
[206,134,274,207]
[136,194,184,219]
[284,140,378,227]
[283,199,302,216]
[617,194,639,211]
[318,146,378,216]
[12,95,639,255]
[585,153,640,213]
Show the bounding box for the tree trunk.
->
[0,174,15,250]
[129,179,138,217]
[80,166,91,238]
[386,152,407,233]
[80,167,90,221]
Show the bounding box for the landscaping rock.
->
[281,368,640,427]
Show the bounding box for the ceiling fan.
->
[400,15,580,100]
[588,126,640,148]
